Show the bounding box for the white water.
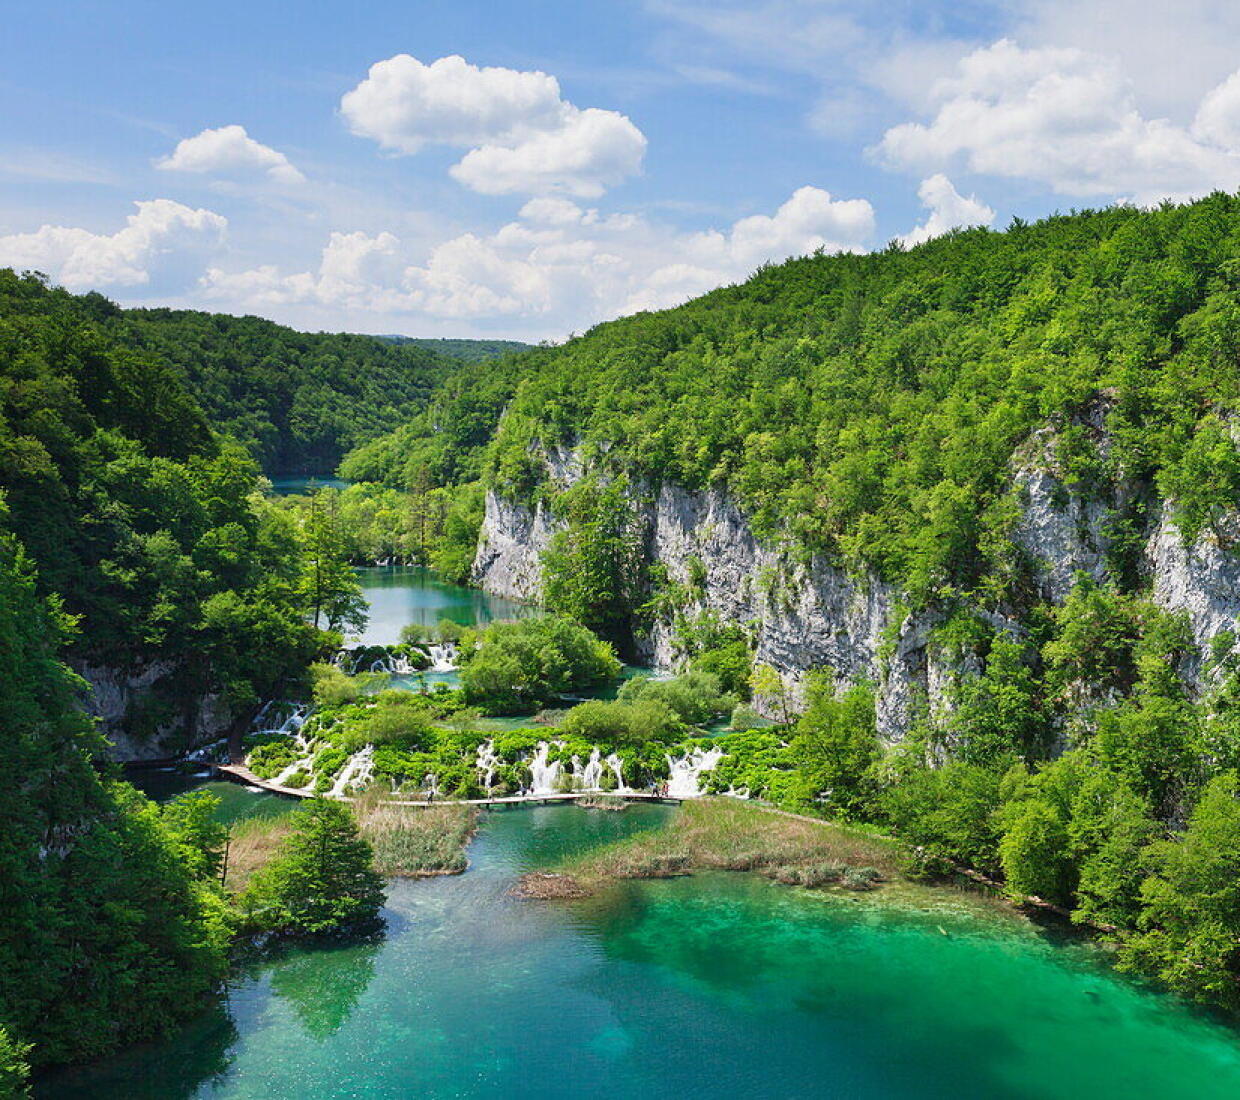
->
[476,739,501,790]
[666,747,724,798]
[330,746,374,798]
[528,742,562,795]
[427,642,457,672]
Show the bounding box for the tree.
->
[790,676,879,815]
[0,1026,31,1099]
[238,800,385,937]
[298,490,367,635]
[1119,772,1240,1009]
[541,475,645,643]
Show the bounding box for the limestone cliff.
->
[472,424,1240,739]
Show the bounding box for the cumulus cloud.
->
[157,125,305,184]
[340,53,645,196]
[200,185,874,326]
[900,174,994,247]
[0,199,227,290]
[876,39,1240,204]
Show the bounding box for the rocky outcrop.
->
[473,426,1240,739]
[474,464,963,737]
[1147,510,1240,681]
[76,660,234,762]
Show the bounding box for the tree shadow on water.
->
[265,931,384,1042]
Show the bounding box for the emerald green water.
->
[353,565,533,649]
[38,804,1240,1099]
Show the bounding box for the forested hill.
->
[97,304,458,473]
[479,193,1240,602]
[379,336,530,363]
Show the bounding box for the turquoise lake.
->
[37,803,1240,1099]
[85,567,1240,1098]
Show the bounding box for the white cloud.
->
[900,174,994,247]
[1193,71,1240,153]
[200,185,874,326]
[876,40,1240,204]
[157,125,305,184]
[340,53,646,196]
[450,107,645,198]
[0,199,227,290]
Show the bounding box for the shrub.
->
[459,616,620,713]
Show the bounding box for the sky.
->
[4,1,1240,341]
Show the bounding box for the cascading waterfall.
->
[330,746,374,798]
[528,742,562,795]
[580,748,603,789]
[427,642,457,672]
[475,739,501,790]
[606,753,627,792]
[665,747,724,798]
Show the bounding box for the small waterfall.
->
[606,753,627,792]
[665,747,724,798]
[528,742,561,795]
[427,642,457,672]
[475,739,500,790]
[580,748,603,790]
[330,747,374,798]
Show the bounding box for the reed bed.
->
[354,791,477,876]
[548,797,899,894]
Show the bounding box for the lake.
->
[37,803,1240,1099]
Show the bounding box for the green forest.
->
[107,305,457,472]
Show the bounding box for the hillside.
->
[103,306,457,473]
[379,336,531,363]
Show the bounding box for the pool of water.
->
[267,475,350,496]
[350,565,534,648]
[38,805,1240,1099]
[124,774,290,826]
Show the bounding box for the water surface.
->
[39,805,1240,1099]
[352,565,533,648]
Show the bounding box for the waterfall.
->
[580,748,603,790]
[427,642,457,672]
[330,746,374,798]
[528,742,561,795]
[475,739,500,790]
[606,753,627,792]
[665,747,724,798]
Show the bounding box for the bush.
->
[560,699,683,747]
[459,616,620,713]
[617,671,734,726]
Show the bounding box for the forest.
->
[103,304,458,472]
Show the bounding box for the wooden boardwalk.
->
[213,762,681,807]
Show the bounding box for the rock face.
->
[77,660,235,762]
[472,432,1240,740]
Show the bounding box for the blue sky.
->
[4,0,1240,339]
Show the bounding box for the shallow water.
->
[38,805,1240,1099]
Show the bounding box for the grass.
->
[354,789,477,876]
[220,790,477,889]
[223,813,295,892]
[541,797,900,895]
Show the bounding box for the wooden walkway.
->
[213,762,681,807]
